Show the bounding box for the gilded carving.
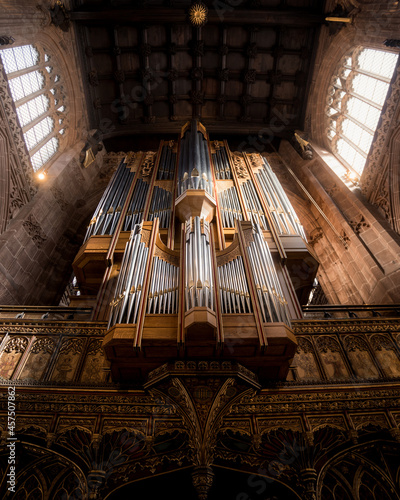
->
[141,152,156,177]
[3,337,28,353]
[57,417,96,434]
[308,416,346,431]
[232,153,249,179]
[351,413,389,431]
[258,418,303,433]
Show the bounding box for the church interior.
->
[1,0,400,498]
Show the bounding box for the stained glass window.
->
[0,44,67,173]
[327,48,398,177]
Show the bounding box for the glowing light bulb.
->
[349,172,358,181]
[38,172,46,180]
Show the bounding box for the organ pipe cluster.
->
[218,256,252,314]
[147,257,179,315]
[108,224,149,328]
[81,122,312,333]
[184,216,214,311]
[212,144,231,180]
[85,159,135,241]
[241,179,269,230]
[218,186,243,228]
[157,143,176,180]
[256,158,306,239]
[124,179,149,231]
[247,224,291,326]
[148,186,172,229]
[177,120,214,197]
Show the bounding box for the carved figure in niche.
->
[349,350,378,379]
[19,351,51,381]
[0,352,19,379]
[375,350,400,377]
[53,354,74,382]
[81,355,104,383]
[321,351,348,379]
[294,350,320,380]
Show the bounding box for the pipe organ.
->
[73,121,318,382]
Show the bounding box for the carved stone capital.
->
[389,427,400,443]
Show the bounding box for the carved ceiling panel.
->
[71,0,325,139]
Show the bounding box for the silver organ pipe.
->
[218,186,243,228]
[108,223,149,328]
[218,256,252,314]
[85,160,135,240]
[212,144,232,180]
[147,257,179,314]
[123,179,150,231]
[241,179,269,230]
[246,224,291,326]
[185,216,214,310]
[177,120,214,197]
[256,158,306,239]
[157,144,176,180]
[148,186,172,229]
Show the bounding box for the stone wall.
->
[276,141,400,304]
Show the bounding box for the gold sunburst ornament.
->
[189,2,208,27]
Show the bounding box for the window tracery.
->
[326,47,398,177]
[0,44,68,172]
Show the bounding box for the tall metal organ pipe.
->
[177,120,213,197]
[84,159,135,241]
[247,224,291,326]
[108,223,149,328]
[256,158,306,239]
[185,216,214,311]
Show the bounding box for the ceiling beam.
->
[70,8,324,26]
[100,120,301,138]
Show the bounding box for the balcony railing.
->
[0,305,92,321]
[302,304,400,319]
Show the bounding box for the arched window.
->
[326,47,398,177]
[0,44,67,172]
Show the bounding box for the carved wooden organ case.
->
[73,120,318,383]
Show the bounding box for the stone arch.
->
[0,439,89,499]
[317,438,400,500]
[387,126,400,233]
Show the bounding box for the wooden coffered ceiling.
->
[71,0,326,144]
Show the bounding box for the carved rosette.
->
[190,90,204,106]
